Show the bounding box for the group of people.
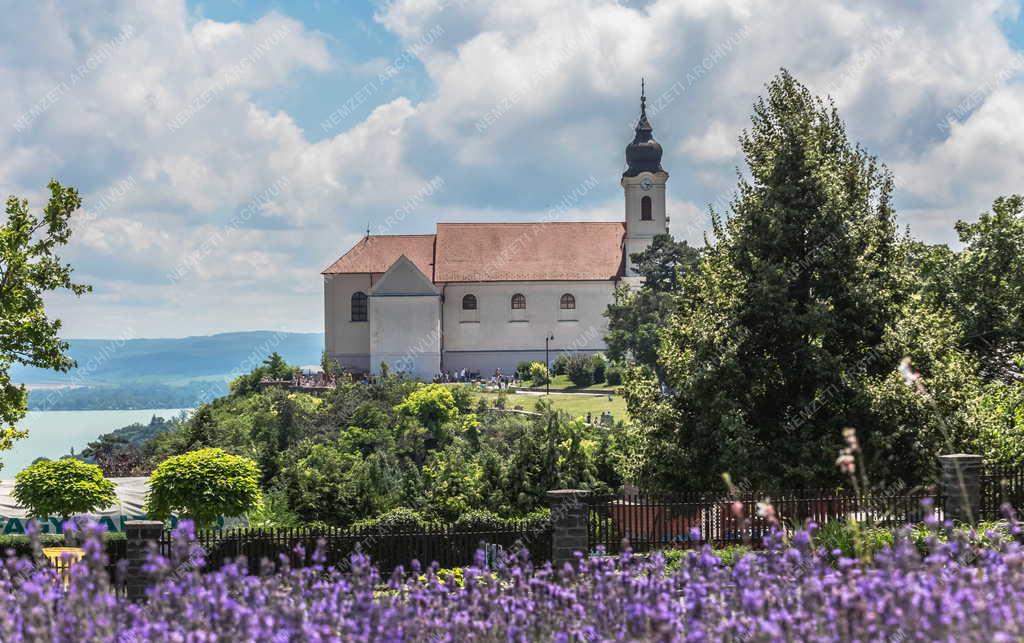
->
[435,369,479,383]
[584,410,616,426]
[433,368,518,390]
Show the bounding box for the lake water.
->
[2,409,190,476]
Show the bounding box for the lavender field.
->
[2,518,1023,641]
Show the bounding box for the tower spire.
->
[623,79,664,177]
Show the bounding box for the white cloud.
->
[5,0,1024,336]
[680,121,739,162]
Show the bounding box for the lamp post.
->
[545,333,554,396]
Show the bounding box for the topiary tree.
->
[14,459,116,540]
[146,448,261,529]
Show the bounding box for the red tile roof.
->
[322,234,435,277]
[324,222,626,282]
[434,222,625,282]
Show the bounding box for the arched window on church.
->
[511,293,526,310]
[559,293,577,321]
[461,293,479,322]
[641,196,653,221]
[351,291,368,322]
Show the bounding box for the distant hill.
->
[12,331,325,386]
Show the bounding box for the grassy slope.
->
[474,390,628,421]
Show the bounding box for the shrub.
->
[351,507,429,534]
[515,361,534,379]
[13,459,117,522]
[551,354,570,376]
[453,509,507,531]
[565,355,594,388]
[0,532,124,558]
[812,520,894,560]
[147,448,262,528]
[520,507,552,530]
[528,362,550,387]
[590,354,607,383]
[448,385,475,413]
[395,384,459,428]
[605,364,623,386]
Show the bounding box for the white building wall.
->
[324,273,375,371]
[370,295,441,380]
[441,280,615,374]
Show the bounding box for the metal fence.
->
[158,523,553,573]
[588,489,940,555]
[980,465,1024,520]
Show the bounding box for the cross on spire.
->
[638,77,647,120]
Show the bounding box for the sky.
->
[3,0,1024,339]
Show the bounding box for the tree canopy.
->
[604,234,699,373]
[1,181,90,463]
[146,448,262,528]
[622,70,974,491]
[13,458,116,521]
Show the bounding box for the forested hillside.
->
[82,356,627,527]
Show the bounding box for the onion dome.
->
[623,80,664,177]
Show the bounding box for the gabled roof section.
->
[370,255,439,296]
[322,234,435,277]
[434,222,626,282]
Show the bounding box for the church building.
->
[323,90,670,380]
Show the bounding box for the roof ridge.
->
[364,233,436,238]
[436,221,624,226]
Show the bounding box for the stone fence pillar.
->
[125,520,164,601]
[938,454,983,524]
[546,489,590,567]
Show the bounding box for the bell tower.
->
[621,80,669,277]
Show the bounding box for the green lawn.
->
[539,374,619,391]
[474,390,628,422]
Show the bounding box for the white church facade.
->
[323,91,670,380]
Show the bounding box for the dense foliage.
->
[79,414,183,476]
[4,519,1024,640]
[0,181,90,464]
[119,369,621,528]
[12,459,116,521]
[623,70,1020,491]
[146,448,262,528]
[604,233,700,375]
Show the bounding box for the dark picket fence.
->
[980,465,1024,520]
[588,488,940,554]
[157,522,553,574]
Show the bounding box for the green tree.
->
[146,448,261,528]
[1,181,90,462]
[948,195,1024,381]
[394,383,458,429]
[625,70,905,491]
[13,459,116,524]
[604,234,699,373]
[229,352,299,396]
